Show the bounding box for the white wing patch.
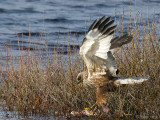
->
[80,16,119,77]
[80,39,95,56]
[80,39,95,71]
[86,29,101,40]
[94,35,113,59]
[79,16,134,86]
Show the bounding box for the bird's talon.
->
[82,104,99,116]
[82,108,94,116]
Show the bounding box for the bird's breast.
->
[84,72,112,87]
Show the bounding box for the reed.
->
[0,12,160,119]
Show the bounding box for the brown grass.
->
[0,12,160,119]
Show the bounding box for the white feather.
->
[80,40,94,55]
[115,76,149,85]
[94,35,113,59]
[86,29,101,40]
[80,23,117,77]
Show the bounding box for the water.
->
[0,0,160,119]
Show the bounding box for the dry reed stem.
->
[0,12,160,119]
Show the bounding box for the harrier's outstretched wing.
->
[80,16,133,77]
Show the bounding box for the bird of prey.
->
[76,16,149,114]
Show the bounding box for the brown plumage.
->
[77,70,118,107]
[77,16,133,108]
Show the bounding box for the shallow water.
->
[0,0,160,119]
[0,0,160,57]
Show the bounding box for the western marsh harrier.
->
[77,16,149,114]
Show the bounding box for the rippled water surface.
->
[0,0,160,119]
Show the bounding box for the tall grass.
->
[0,12,160,119]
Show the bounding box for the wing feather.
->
[94,36,112,59]
[88,19,98,32]
[98,17,111,30]
[93,16,106,29]
[80,16,133,77]
[110,34,133,49]
[101,19,115,33]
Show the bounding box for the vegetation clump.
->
[0,13,160,119]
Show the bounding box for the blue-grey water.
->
[0,0,160,119]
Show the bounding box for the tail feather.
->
[114,76,149,86]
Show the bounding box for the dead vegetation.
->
[0,12,160,119]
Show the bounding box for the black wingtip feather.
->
[103,25,117,35]
[93,16,106,29]
[98,16,111,30]
[101,20,115,33]
[87,16,116,36]
[109,31,115,36]
[88,19,98,32]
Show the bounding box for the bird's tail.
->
[114,76,149,86]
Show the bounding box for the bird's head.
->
[76,72,84,84]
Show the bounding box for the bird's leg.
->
[90,103,98,112]
[83,103,99,116]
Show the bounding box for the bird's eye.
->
[116,69,119,75]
